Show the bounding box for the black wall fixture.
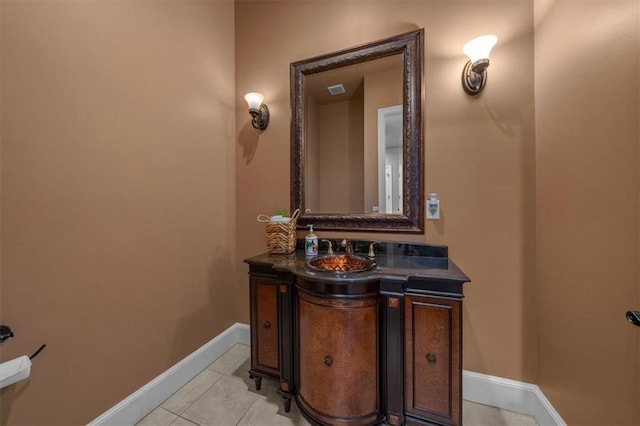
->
[0,325,14,344]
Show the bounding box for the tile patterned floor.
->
[137,344,539,426]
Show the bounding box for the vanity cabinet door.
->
[296,291,380,426]
[405,295,461,426]
[250,276,279,377]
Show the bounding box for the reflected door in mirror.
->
[378,105,403,214]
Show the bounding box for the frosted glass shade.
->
[244,92,264,110]
[462,35,498,63]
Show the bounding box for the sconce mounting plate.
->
[250,104,269,130]
[462,60,488,96]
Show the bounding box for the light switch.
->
[426,193,440,220]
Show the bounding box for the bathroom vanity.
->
[244,240,469,426]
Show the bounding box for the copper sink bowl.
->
[305,255,376,273]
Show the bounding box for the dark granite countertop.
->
[244,240,470,285]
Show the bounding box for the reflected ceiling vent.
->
[327,84,346,95]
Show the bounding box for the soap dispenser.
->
[305,225,318,256]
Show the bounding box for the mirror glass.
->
[291,29,424,233]
[303,54,404,215]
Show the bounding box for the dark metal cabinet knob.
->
[324,355,333,367]
[262,321,271,329]
[426,352,437,363]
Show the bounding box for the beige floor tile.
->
[170,416,199,426]
[137,407,178,426]
[238,395,311,426]
[229,356,252,382]
[230,357,281,395]
[181,375,260,425]
[464,400,500,425]
[463,401,539,426]
[207,344,250,375]
[162,369,223,415]
[496,408,540,426]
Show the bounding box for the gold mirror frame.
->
[291,29,424,233]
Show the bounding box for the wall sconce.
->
[244,92,269,130]
[461,35,497,95]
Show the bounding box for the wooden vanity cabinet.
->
[248,266,296,409]
[296,290,381,426]
[246,251,468,426]
[404,294,462,426]
[249,276,279,381]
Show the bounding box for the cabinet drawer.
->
[297,291,379,425]
[405,295,461,426]
[251,277,279,376]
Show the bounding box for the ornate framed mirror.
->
[291,29,424,233]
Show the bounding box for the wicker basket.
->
[257,209,301,254]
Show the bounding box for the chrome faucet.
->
[340,239,354,256]
[368,242,379,259]
[321,239,334,255]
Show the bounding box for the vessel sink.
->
[305,254,376,273]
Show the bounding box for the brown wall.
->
[0,1,236,424]
[534,1,639,424]
[235,0,537,387]
[348,83,365,213]
[317,101,353,212]
[315,93,364,213]
[305,96,320,213]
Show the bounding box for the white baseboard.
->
[88,322,250,426]
[463,370,566,426]
[89,322,564,426]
